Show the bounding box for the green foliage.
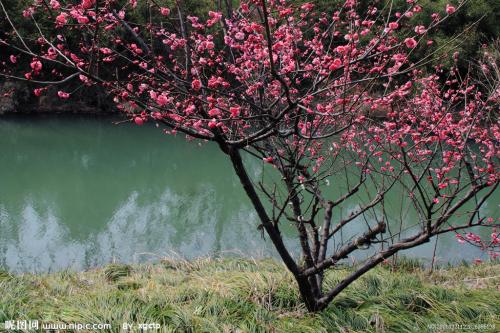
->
[403,0,499,71]
[1,258,499,332]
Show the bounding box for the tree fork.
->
[227,147,321,311]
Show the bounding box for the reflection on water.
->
[0,116,493,272]
[0,188,276,273]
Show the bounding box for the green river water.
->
[0,116,497,272]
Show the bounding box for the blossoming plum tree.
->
[1,0,498,311]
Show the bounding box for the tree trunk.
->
[227,147,320,311]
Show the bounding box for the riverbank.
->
[1,258,498,332]
[0,80,116,115]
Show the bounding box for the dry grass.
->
[0,258,498,332]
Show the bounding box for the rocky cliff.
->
[0,80,116,115]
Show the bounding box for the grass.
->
[0,258,498,332]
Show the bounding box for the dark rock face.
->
[0,80,117,115]
[0,81,31,114]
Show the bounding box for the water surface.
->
[0,116,496,272]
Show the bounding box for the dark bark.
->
[227,147,320,311]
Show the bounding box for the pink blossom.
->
[388,22,399,30]
[100,47,113,55]
[134,117,144,126]
[33,88,44,97]
[336,45,347,54]
[491,233,499,245]
[208,11,222,20]
[156,94,168,106]
[466,233,481,243]
[329,58,342,70]
[30,60,42,72]
[404,37,417,48]
[57,91,70,99]
[207,11,222,26]
[22,8,34,18]
[77,15,90,24]
[414,25,426,35]
[160,7,170,16]
[78,75,90,84]
[9,55,16,63]
[263,157,274,163]
[235,32,245,41]
[192,79,202,91]
[230,107,240,117]
[301,3,314,12]
[56,13,68,25]
[81,0,96,10]
[489,252,499,260]
[208,108,220,117]
[446,4,456,15]
[455,234,465,244]
[49,0,61,10]
[208,119,217,128]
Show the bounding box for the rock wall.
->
[0,80,117,115]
